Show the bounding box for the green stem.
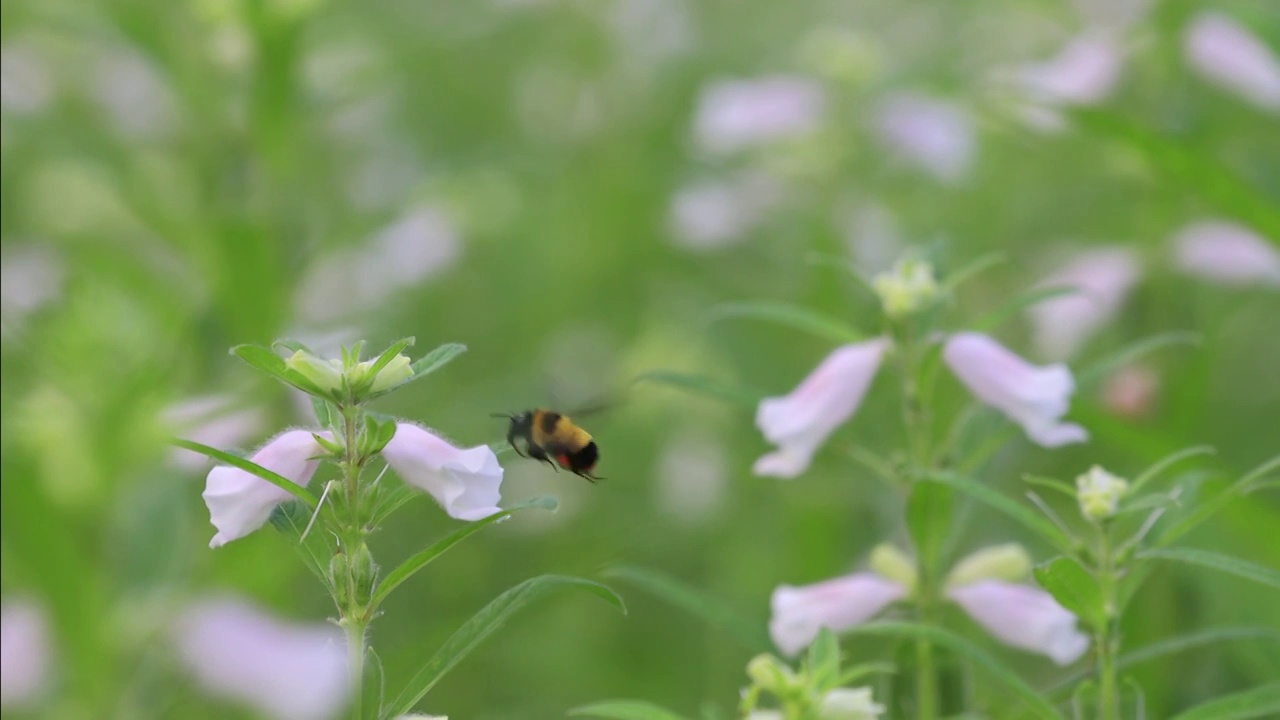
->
[345,616,367,720]
[915,602,939,720]
[1095,527,1118,720]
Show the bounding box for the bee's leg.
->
[575,471,604,484]
[527,445,559,472]
[507,433,527,457]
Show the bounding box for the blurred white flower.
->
[1027,247,1141,360]
[754,339,889,479]
[842,202,902,276]
[769,572,907,656]
[1017,32,1123,105]
[381,423,504,521]
[174,597,349,720]
[946,580,1089,665]
[1184,12,1280,112]
[1,42,54,114]
[0,245,63,331]
[203,430,328,548]
[165,395,267,472]
[1102,364,1158,419]
[655,431,728,524]
[1,599,52,709]
[872,92,975,183]
[692,75,826,155]
[1172,220,1280,287]
[1075,465,1129,521]
[668,172,781,251]
[746,712,785,720]
[90,47,178,138]
[943,332,1088,447]
[819,687,885,720]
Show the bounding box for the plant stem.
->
[1095,526,1118,720]
[345,616,367,720]
[915,600,939,720]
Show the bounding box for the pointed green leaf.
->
[629,371,763,408]
[943,252,1008,293]
[1076,332,1201,388]
[924,473,1078,555]
[1128,446,1215,496]
[411,342,466,377]
[806,627,841,690]
[1169,682,1280,720]
[172,439,318,508]
[1034,556,1105,630]
[1158,455,1280,547]
[231,344,328,396]
[383,574,624,718]
[312,397,335,429]
[601,565,771,652]
[569,701,689,720]
[364,336,416,378]
[1138,547,1280,590]
[1023,475,1078,499]
[707,300,864,343]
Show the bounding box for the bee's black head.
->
[491,411,532,432]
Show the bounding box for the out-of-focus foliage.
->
[2,0,1278,718]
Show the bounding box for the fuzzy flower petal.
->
[819,687,885,720]
[769,573,907,656]
[754,340,888,479]
[873,92,975,183]
[174,597,349,720]
[1184,12,1280,112]
[943,332,1087,447]
[203,430,327,548]
[1,600,52,709]
[1172,220,1280,287]
[382,423,504,521]
[692,75,826,155]
[947,580,1089,665]
[1028,247,1141,360]
[1017,33,1123,106]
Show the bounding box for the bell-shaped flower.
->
[946,580,1089,665]
[173,597,349,720]
[1027,247,1141,361]
[769,572,907,656]
[1171,219,1280,287]
[1184,12,1280,113]
[284,350,345,394]
[1016,33,1123,106]
[692,75,826,156]
[1075,465,1129,521]
[872,92,975,184]
[381,423,504,521]
[754,339,889,479]
[1,599,52,710]
[943,332,1087,447]
[203,430,328,549]
[819,687,885,720]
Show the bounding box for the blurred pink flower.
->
[1027,247,1141,360]
[668,172,781,251]
[1184,12,1280,112]
[203,430,328,548]
[1172,220,1280,287]
[1017,33,1123,105]
[944,332,1087,447]
[872,92,974,183]
[166,395,268,472]
[947,580,1089,665]
[1102,364,1159,420]
[174,597,349,720]
[754,339,889,478]
[1,600,52,709]
[769,573,906,656]
[382,423,504,521]
[693,75,826,155]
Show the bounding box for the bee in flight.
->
[492,409,604,483]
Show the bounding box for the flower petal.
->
[1027,247,1141,361]
[769,572,906,656]
[1171,219,1280,287]
[947,580,1089,665]
[819,687,886,720]
[754,339,888,479]
[1184,12,1280,113]
[692,75,826,155]
[203,430,327,548]
[1,600,52,710]
[174,597,350,720]
[872,92,975,184]
[382,423,504,521]
[943,333,1087,448]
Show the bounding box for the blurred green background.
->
[3,0,1279,718]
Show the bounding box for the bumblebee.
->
[492,409,604,483]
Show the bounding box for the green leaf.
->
[971,286,1079,332]
[1076,332,1201,388]
[1158,455,1280,547]
[382,574,624,718]
[1169,682,1280,720]
[907,480,953,581]
[706,300,864,343]
[364,336,416,379]
[942,252,1007,294]
[231,344,329,396]
[601,565,771,652]
[376,343,467,398]
[172,439,318,508]
[629,371,763,408]
[1128,446,1215,496]
[1023,474,1077,499]
[312,397,335,428]
[806,627,841,690]
[837,661,896,685]
[846,622,1064,720]
[924,473,1078,555]
[804,251,876,295]
[568,700,689,720]
[272,338,312,354]
[1138,547,1280,590]
[368,497,559,612]
[1034,556,1105,630]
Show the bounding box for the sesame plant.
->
[176,338,624,720]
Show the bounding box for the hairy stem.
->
[1095,527,1118,720]
[345,617,367,720]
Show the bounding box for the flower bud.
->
[285,350,344,394]
[746,653,797,695]
[352,543,378,606]
[945,544,1031,588]
[355,354,413,393]
[867,543,917,594]
[872,258,938,318]
[819,687,885,720]
[1075,465,1129,521]
[329,552,350,602]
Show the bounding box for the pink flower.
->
[1,600,52,709]
[668,172,782,251]
[1103,364,1159,420]
[947,581,1089,665]
[1184,12,1280,112]
[943,332,1087,447]
[693,75,826,155]
[203,430,327,548]
[769,573,907,656]
[382,423,504,521]
[872,92,975,183]
[174,597,349,720]
[1172,220,1280,287]
[1018,33,1124,106]
[1027,247,1141,360]
[754,339,889,478]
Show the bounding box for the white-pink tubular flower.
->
[947,580,1090,665]
[692,75,826,155]
[382,423,504,521]
[1028,247,1141,360]
[1,600,52,709]
[203,430,327,549]
[1172,220,1280,287]
[1018,33,1123,106]
[872,92,975,183]
[943,332,1087,447]
[1184,12,1280,112]
[174,597,349,720]
[754,339,888,479]
[769,573,907,656]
